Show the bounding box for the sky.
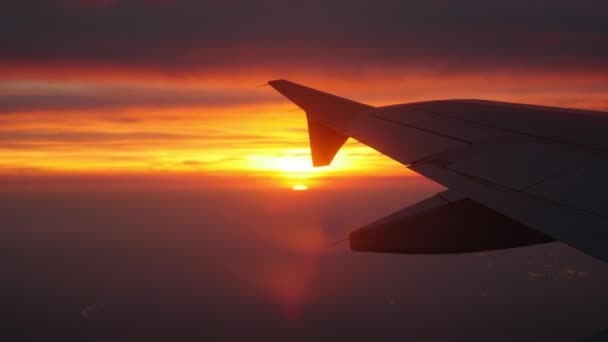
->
[1,2,608,340]
[2,0,608,190]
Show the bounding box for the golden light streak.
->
[2,73,605,189]
[0,99,410,189]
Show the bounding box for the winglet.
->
[306,119,349,166]
[268,79,372,167]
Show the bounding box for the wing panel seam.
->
[415,162,608,220]
[409,105,608,154]
[369,113,474,144]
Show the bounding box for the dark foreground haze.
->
[1,179,607,341]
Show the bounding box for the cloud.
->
[0,84,277,113]
[0,129,303,147]
[2,1,608,78]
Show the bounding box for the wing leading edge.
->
[268,79,608,263]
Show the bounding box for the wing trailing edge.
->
[268,79,372,166]
[349,192,555,254]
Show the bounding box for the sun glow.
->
[275,157,315,173]
[245,150,344,188]
[244,145,369,177]
[246,151,317,174]
[0,92,410,188]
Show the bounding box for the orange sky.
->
[0,81,406,189]
[2,1,608,191]
[2,69,608,190]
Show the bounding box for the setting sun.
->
[292,184,308,191]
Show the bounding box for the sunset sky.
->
[2,0,608,190]
[3,2,608,340]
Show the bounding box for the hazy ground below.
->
[1,183,607,341]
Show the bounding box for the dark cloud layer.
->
[2,0,608,76]
[0,86,275,113]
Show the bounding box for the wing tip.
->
[267,79,362,168]
[267,79,288,87]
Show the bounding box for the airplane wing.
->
[268,79,608,263]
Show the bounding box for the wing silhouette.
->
[269,79,608,263]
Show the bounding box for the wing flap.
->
[350,193,554,254]
[411,162,608,262]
